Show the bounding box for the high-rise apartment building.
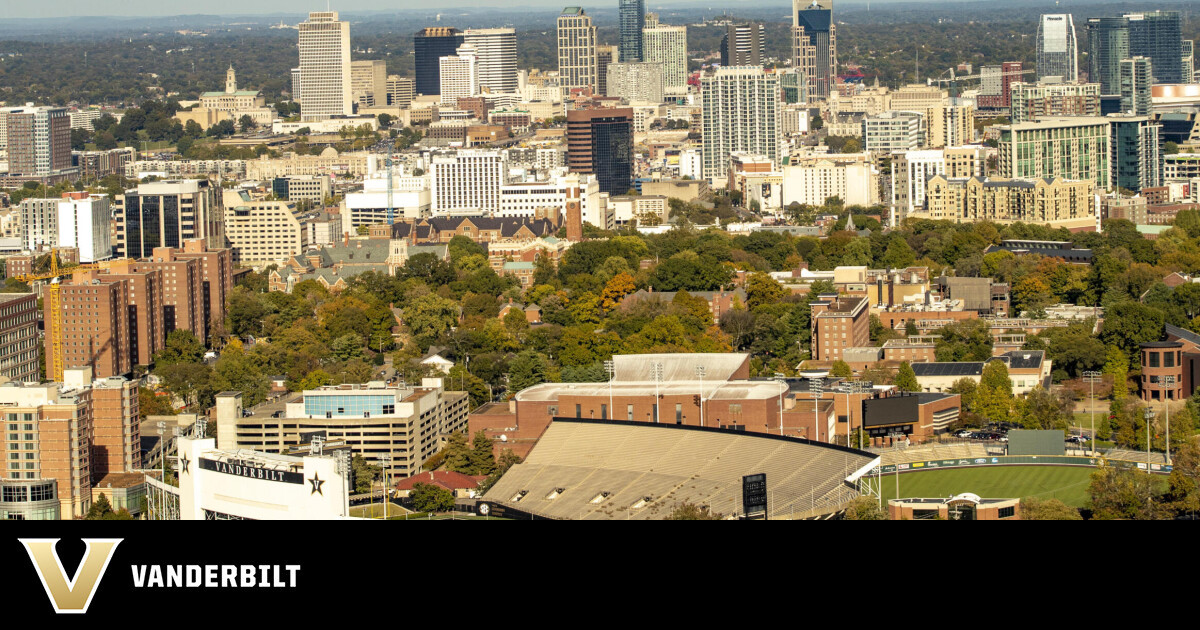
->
[1110,115,1162,193]
[792,0,837,101]
[891,147,987,226]
[1009,82,1102,122]
[297,11,352,122]
[700,67,780,180]
[1125,11,1183,84]
[1184,40,1195,82]
[95,262,164,368]
[1120,56,1153,116]
[606,62,665,103]
[642,20,688,93]
[49,273,132,379]
[926,103,974,148]
[558,7,598,94]
[112,180,224,260]
[128,248,206,347]
[0,293,40,383]
[811,295,870,362]
[414,27,465,97]
[19,198,59,251]
[618,0,645,63]
[721,22,766,67]
[350,60,388,108]
[439,43,479,106]
[3,106,73,178]
[567,107,634,195]
[463,28,518,94]
[863,111,925,154]
[921,175,1096,229]
[222,189,307,266]
[172,239,233,342]
[429,150,506,213]
[56,192,111,263]
[998,117,1111,188]
[1036,14,1079,82]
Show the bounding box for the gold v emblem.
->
[20,538,122,614]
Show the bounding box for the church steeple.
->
[225,64,237,94]
[845,212,857,232]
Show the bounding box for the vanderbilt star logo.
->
[308,473,324,496]
[179,456,190,474]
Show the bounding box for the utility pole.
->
[1082,370,1101,456]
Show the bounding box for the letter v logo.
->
[19,538,122,614]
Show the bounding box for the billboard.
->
[1007,430,1065,456]
[861,395,919,428]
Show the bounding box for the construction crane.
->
[17,252,130,382]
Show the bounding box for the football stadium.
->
[480,418,881,520]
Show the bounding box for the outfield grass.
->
[879,466,1099,507]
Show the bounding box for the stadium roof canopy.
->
[482,419,880,520]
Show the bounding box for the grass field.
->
[879,466,1099,507]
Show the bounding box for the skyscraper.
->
[1110,116,1162,192]
[792,0,837,101]
[1036,14,1078,82]
[1087,17,1129,94]
[350,60,388,107]
[1120,57,1153,116]
[297,11,352,122]
[1125,11,1183,84]
[596,45,619,96]
[618,0,645,63]
[567,108,633,195]
[463,28,518,94]
[643,19,688,93]
[439,44,479,107]
[414,27,465,97]
[558,7,598,94]
[2,106,72,178]
[700,66,781,180]
[721,22,766,67]
[1184,40,1195,83]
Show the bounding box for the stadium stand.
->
[482,418,880,520]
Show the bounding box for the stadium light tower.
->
[696,365,707,427]
[809,376,825,442]
[651,362,664,424]
[156,421,165,483]
[1144,406,1154,469]
[1160,375,1175,466]
[380,453,393,520]
[604,359,615,421]
[773,373,787,436]
[841,380,869,448]
[1082,370,1101,456]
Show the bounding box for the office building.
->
[721,22,766,67]
[1126,11,1184,84]
[385,76,415,109]
[618,0,645,63]
[463,28,518,94]
[414,27,465,97]
[642,20,688,92]
[222,190,307,266]
[3,106,73,179]
[558,7,598,94]
[1009,82,1101,122]
[811,295,871,362]
[113,179,225,259]
[567,108,634,194]
[606,62,664,103]
[1120,57,1153,116]
[350,60,388,108]
[791,0,837,100]
[1110,115,1162,193]
[891,146,987,225]
[998,117,1111,188]
[1037,14,1079,82]
[439,43,479,106]
[596,45,618,97]
[56,192,111,263]
[1087,17,1130,95]
[214,380,469,478]
[0,293,40,383]
[863,110,924,155]
[271,174,331,204]
[700,66,781,180]
[297,11,352,121]
[429,150,506,213]
[919,175,1097,230]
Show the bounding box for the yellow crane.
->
[17,252,130,382]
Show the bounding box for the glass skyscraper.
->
[619,0,645,63]
[1036,14,1078,82]
[1086,17,1129,95]
[792,0,836,100]
[414,27,465,96]
[1126,11,1183,84]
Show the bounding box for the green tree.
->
[469,430,497,476]
[745,272,787,311]
[409,482,455,513]
[842,497,888,520]
[154,329,205,367]
[1088,461,1167,520]
[507,350,549,394]
[1019,496,1082,520]
[665,502,723,520]
[351,455,381,494]
[895,362,920,392]
[441,431,474,473]
[830,360,852,379]
[977,361,1014,423]
[403,293,459,348]
[85,493,133,520]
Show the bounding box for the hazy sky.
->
[2,0,796,20]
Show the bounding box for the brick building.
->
[811,295,871,362]
[0,293,40,383]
